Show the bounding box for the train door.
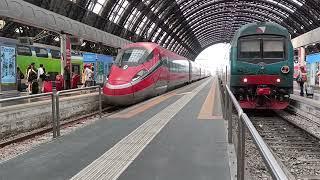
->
[154,56,169,94]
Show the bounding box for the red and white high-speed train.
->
[103,42,210,105]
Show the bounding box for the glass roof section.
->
[48,0,320,58]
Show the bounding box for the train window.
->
[161,57,168,66]
[17,46,32,56]
[51,50,61,59]
[34,47,48,58]
[263,39,284,59]
[71,51,82,56]
[239,39,261,59]
[146,51,154,61]
[115,48,150,66]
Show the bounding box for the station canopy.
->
[23,0,320,59]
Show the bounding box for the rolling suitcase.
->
[305,84,314,97]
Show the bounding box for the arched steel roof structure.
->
[21,0,320,59]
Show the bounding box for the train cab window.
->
[115,48,151,66]
[145,51,154,61]
[239,39,261,59]
[51,50,61,59]
[263,39,284,59]
[34,47,48,58]
[17,46,32,56]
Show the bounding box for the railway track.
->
[0,106,123,148]
[249,111,320,179]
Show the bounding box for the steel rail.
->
[221,78,289,180]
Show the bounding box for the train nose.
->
[103,80,135,106]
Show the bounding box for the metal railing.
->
[220,78,289,180]
[0,85,102,138]
[54,86,102,137]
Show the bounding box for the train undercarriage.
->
[233,85,291,109]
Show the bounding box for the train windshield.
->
[115,48,153,67]
[263,39,284,59]
[238,35,285,63]
[239,39,261,59]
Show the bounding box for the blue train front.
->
[229,22,294,109]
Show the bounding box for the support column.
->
[298,47,306,66]
[0,52,2,95]
[60,34,72,89]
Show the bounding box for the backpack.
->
[20,72,25,79]
[28,70,37,81]
[40,68,46,80]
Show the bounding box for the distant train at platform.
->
[0,37,114,89]
[103,42,210,105]
[229,22,294,109]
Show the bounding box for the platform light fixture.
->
[0,20,5,30]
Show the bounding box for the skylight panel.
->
[265,0,294,13]
[92,3,102,14]
[290,0,303,7]
[98,0,106,4]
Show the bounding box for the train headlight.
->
[281,66,290,74]
[276,78,281,83]
[132,69,148,82]
[243,78,248,83]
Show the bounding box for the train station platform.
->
[0,77,231,180]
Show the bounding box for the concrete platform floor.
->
[0,77,231,180]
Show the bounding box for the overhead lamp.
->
[0,20,5,30]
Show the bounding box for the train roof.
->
[123,42,159,51]
[123,42,189,60]
[231,22,290,46]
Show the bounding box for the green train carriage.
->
[16,43,84,83]
[229,22,294,109]
[0,37,84,89]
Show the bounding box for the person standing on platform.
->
[84,64,93,87]
[26,65,32,93]
[27,63,37,94]
[317,70,320,86]
[64,66,71,90]
[297,66,307,96]
[37,64,45,93]
[81,65,86,88]
[91,64,95,86]
[16,67,24,92]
